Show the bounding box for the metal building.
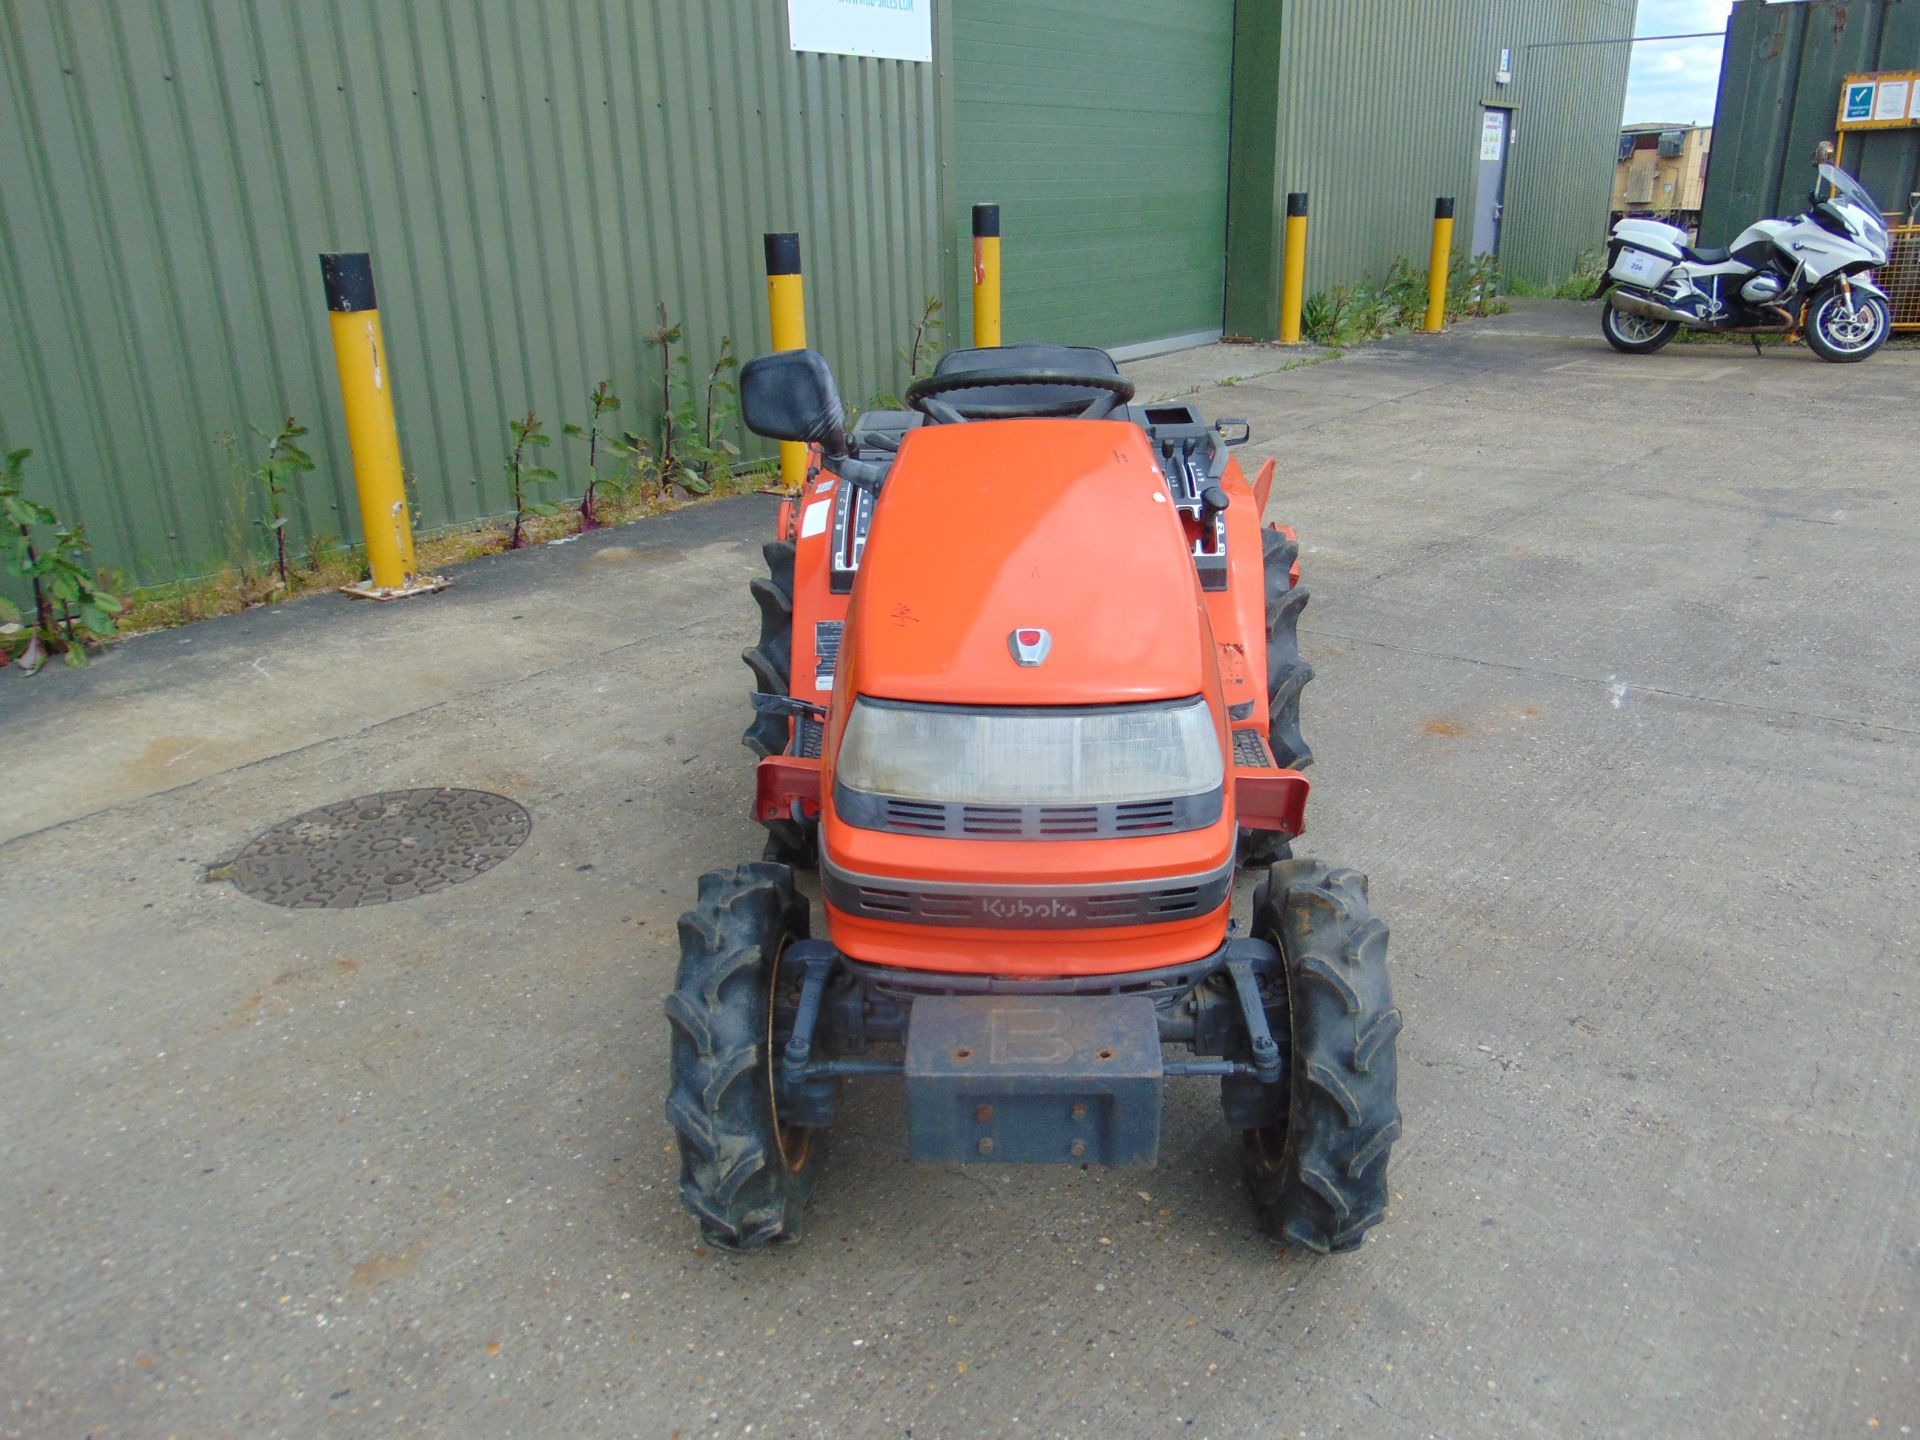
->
[1612,124,1714,233]
[1224,0,1636,340]
[1703,0,1920,241]
[1702,0,1920,330]
[1,1,1635,588]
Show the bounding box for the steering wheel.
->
[904,369,1136,425]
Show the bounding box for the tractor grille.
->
[1232,728,1275,768]
[792,713,824,759]
[835,784,1222,840]
[823,857,1233,929]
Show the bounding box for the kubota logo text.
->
[981,896,1079,921]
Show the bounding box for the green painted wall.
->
[1227,0,1637,338]
[1702,0,1920,245]
[949,0,1236,350]
[3,0,1643,590]
[0,1,944,588]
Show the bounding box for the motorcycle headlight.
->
[836,695,1223,805]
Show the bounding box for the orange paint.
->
[755,410,1307,978]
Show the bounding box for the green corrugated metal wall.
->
[0,1,943,588]
[1228,0,1636,337]
[3,1,1639,590]
[949,0,1235,351]
[1703,0,1920,245]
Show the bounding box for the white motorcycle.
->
[1599,163,1892,363]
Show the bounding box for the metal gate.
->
[1885,227,1920,331]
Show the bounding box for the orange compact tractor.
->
[666,344,1401,1252]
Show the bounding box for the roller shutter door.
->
[952,0,1234,354]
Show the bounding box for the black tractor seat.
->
[925,342,1122,417]
[849,409,921,454]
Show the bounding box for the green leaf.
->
[562,422,583,436]
[526,499,557,516]
[718,439,740,457]
[527,466,558,483]
[63,640,89,667]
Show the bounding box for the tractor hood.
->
[844,419,1212,706]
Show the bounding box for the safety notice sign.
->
[1837,71,1920,130]
[1479,111,1505,161]
[788,0,932,63]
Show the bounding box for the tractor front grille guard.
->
[774,938,1287,1106]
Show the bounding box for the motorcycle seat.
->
[1684,243,1732,264]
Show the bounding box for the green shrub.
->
[1,447,121,672]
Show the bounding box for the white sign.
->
[788,0,932,63]
[1480,111,1506,162]
[1874,78,1911,121]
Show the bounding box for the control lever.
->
[837,455,889,496]
[1200,484,1231,526]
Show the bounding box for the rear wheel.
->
[1601,300,1679,354]
[1240,859,1402,1253]
[740,541,814,864]
[1241,527,1313,868]
[665,863,824,1249]
[1805,287,1889,362]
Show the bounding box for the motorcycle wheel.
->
[1804,288,1889,363]
[1600,301,1680,354]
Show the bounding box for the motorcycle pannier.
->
[1609,243,1673,288]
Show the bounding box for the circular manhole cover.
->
[225,788,531,909]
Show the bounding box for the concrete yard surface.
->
[2,301,1916,1438]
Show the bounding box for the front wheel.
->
[665,863,824,1249]
[1600,300,1680,354]
[1240,860,1402,1253]
[1805,287,1890,363]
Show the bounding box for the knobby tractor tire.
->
[1241,527,1314,868]
[1242,859,1402,1253]
[664,863,824,1250]
[739,541,813,863]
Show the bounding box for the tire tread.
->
[1241,859,1401,1253]
[664,864,819,1250]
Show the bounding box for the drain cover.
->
[225,788,531,908]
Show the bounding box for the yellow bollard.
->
[1425,198,1456,333]
[320,253,443,600]
[763,232,808,490]
[971,203,1002,347]
[1279,193,1308,344]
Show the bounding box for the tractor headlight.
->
[835,696,1223,805]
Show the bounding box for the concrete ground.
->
[3,300,1916,1439]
